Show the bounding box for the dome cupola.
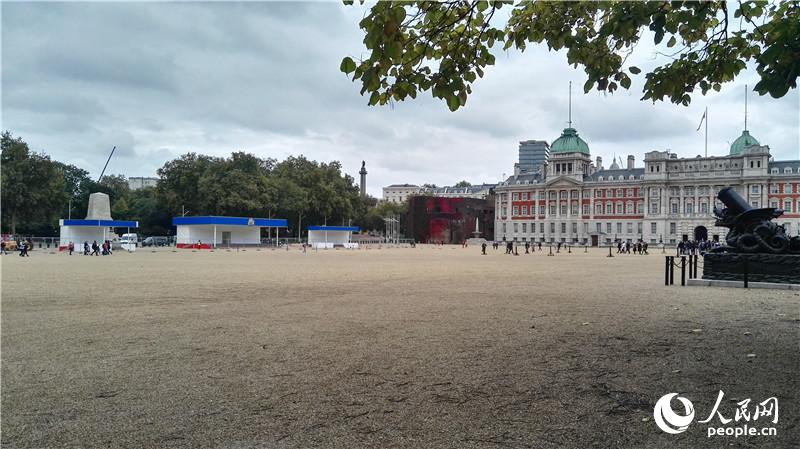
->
[730,130,759,155]
[550,127,590,154]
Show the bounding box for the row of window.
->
[650,201,713,215]
[769,183,798,194]
[508,188,642,202]
[505,182,798,203]
[507,202,647,217]
[501,221,798,237]
[501,221,645,235]
[770,199,799,213]
[596,175,641,181]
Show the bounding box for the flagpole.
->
[744,84,748,131]
[704,106,708,157]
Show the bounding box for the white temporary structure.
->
[307,226,360,249]
[173,216,288,248]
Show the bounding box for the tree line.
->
[1,131,406,238]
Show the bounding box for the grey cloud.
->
[2,2,798,198]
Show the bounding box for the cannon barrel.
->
[717,187,753,215]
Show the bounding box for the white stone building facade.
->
[382,184,424,203]
[494,126,800,246]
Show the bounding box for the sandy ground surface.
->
[1,245,798,449]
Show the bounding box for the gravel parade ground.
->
[2,245,797,448]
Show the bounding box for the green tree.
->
[272,156,362,231]
[454,180,472,187]
[361,200,408,233]
[157,153,217,216]
[341,1,799,110]
[52,161,94,219]
[1,132,68,235]
[128,187,172,235]
[197,153,273,217]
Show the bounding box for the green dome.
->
[729,130,760,155]
[550,127,590,154]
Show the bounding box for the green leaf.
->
[620,76,631,89]
[340,57,357,74]
[446,95,460,111]
[368,91,380,106]
[667,36,676,48]
[629,66,641,74]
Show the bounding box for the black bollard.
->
[667,256,675,285]
[548,245,554,256]
[607,245,613,258]
[694,255,699,279]
[568,245,571,253]
[584,245,588,253]
[665,256,670,285]
[688,255,694,279]
[680,256,686,286]
[743,258,749,288]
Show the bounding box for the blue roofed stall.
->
[307,225,360,249]
[172,216,288,248]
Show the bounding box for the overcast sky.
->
[3,1,798,197]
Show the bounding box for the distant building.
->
[405,195,495,244]
[494,123,800,245]
[518,140,550,173]
[424,183,496,199]
[382,183,496,203]
[382,184,423,203]
[128,176,159,190]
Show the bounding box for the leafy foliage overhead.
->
[341,0,799,110]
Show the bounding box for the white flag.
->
[696,109,707,131]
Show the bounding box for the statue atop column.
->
[359,161,367,198]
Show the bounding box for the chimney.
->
[627,155,635,169]
[513,163,521,176]
[596,156,603,170]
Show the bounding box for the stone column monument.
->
[359,161,367,198]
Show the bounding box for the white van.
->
[118,233,138,252]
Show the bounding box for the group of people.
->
[79,240,113,256]
[677,239,720,255]
[0,239,32,257]
[616,240,649,255]
[486,240,547,255]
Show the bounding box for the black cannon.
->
[713,187,800,254]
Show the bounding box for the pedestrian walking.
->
[84,241,90,255]
[91,241,99,256]
[68,241,74,255]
